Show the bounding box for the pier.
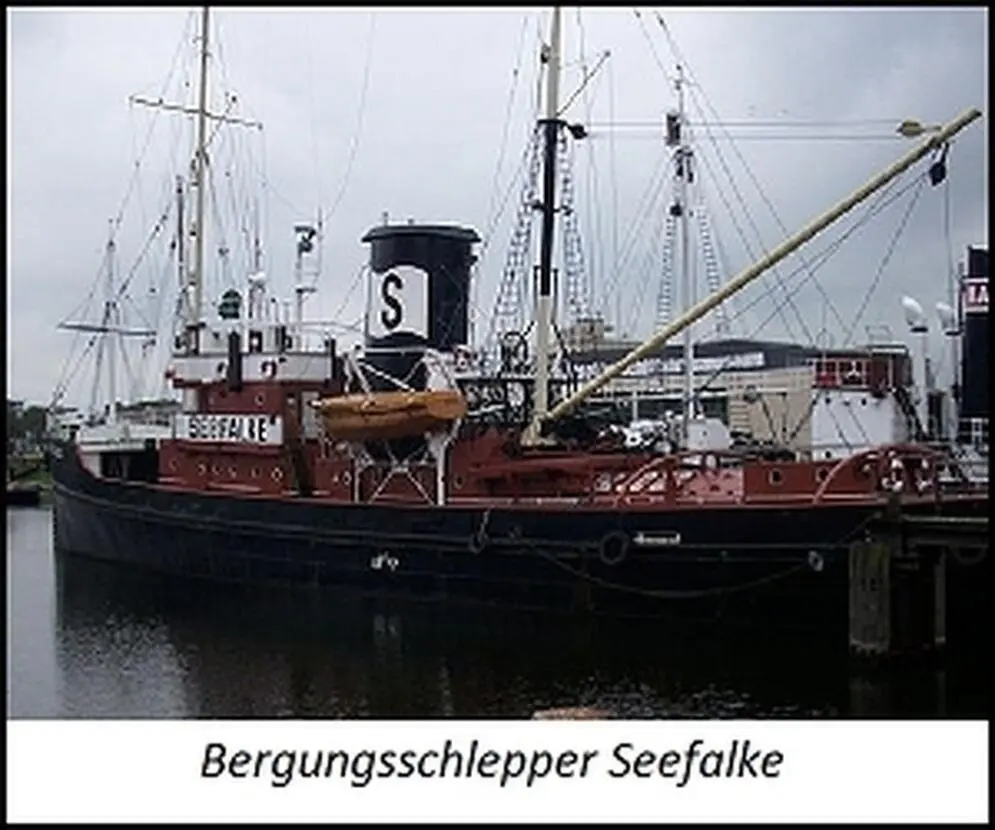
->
[849,499,988,661]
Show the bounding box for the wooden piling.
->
[849,537,894,658]
[849,498,955,660]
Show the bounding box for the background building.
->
[565,332,915,453]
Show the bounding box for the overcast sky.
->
[7,6,988,408]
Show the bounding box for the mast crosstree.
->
[130,6,262,353]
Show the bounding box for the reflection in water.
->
[7,506,989,719]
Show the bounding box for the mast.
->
[674,63,694,441]
[131,6,262,345]
[531,106,982,433]
[175,175,186,329]
[105,227,117,426]
[190,5,210,343]
[525,6,563,444]
[252,198,263,273]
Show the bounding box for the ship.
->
[49,7,988,630]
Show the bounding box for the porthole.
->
[768,468,783,487]
[816,467,829,482]
[251,467,260,479]
[197,463,207,476]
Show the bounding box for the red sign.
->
[963,278,988,314]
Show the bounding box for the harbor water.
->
[7,505,989,719]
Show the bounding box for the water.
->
[7,505,989,719]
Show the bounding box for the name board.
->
[963,278,988,314]
[367,264,429,340]
[174,413,283,445]
[653,351,766,374]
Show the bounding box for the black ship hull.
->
[49,447,981,634]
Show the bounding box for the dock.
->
[849,502,988,661]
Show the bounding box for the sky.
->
[7,6,989,409]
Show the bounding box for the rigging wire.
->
[56,12,194,333]
[631,9,674,103]
[598,151,672,314]
[943,173,956,310]
[52,11,196,409]
[127,100,151,276]
[574,8,606,321]
[623,14,814,344]
[627,192,668,334]
[303,16,324,215]
[931,174,957,381]
[476,27,550,344]
[689,128,801,342]
[476,12,534,339]
[589,118,913,128]
[322,11,376,224]
[479,137,535,257]
[693,170,924,398]
[607,49,620,328]
[688,91,811,342]
[653,10,849,341]
[484,13,532,237]
[603,133,907,142]
[841,176,927,346]
[111,9,195,240]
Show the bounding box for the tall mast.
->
[526,5,562,443]
[674,64,694,441]
[190,5,210,342]
[175,175,186,329]
[105,225,117,426]
[532,107,982,432]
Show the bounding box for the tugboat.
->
[50,7,987,628]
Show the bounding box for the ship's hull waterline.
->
[52,447,988,635]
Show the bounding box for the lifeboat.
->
[312,389,468,442]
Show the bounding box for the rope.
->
[484,13,532,238]
[693,170,923,400]
[842,176,926,346]
[652,9,922,345]
[687,91,811,343]
[322,11,376,224]
[533,544,812,601]
[575,7,606,318]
